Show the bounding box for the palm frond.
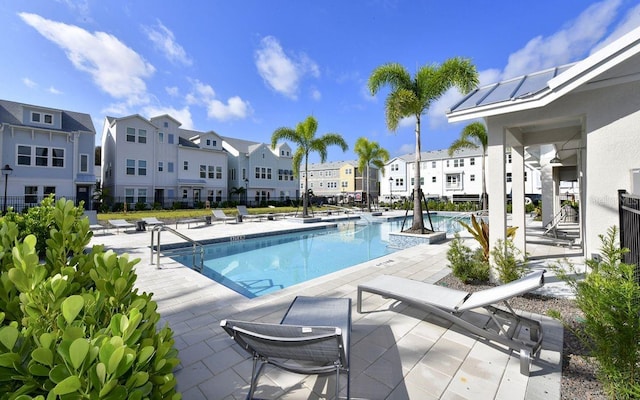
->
[368,63,412,95]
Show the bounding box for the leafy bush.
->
[490,239,527,283]
[0,198,181,399]
[446,234,490,283]
[459,215,518,262]
[554,226,640,398]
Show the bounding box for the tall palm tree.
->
[368,58,478,232]
[271,116,348,217]
[354,137,390,212]
[448,121,488,210]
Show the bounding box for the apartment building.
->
[0,99,96,211]
[304,160,380,204]
[222,137,299,205]
[381,147,542,202]
[101,114,228,208]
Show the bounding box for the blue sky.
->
[2,0,639,163]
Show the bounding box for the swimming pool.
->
[170,214,465,298]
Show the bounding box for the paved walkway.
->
[89,212,576,399]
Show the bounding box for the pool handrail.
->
[150,225,204,271]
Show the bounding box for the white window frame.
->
[80,154,89,173]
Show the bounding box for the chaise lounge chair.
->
[142,217,165,227]
[107,219,136,234]
[357,270,546,376]
[220,296,351,399]
[236,205,265,222]
[84,210,106,234]
[212,209,235,224]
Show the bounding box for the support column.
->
[487,122,506,283]
[510,144,526,254]
[540,144,557,227]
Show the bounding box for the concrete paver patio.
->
[89,213,566,399]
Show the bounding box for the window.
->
[126,127,136,142]
[182,189,188,199]
[36,147,48,166]
[470,158,475,166]
[453,159,464,167]
[52,148,64,167]
[200,165,206,178]
[507,154,512,164]
[242,169,246,180]
[168,162,174,173]
[470,174,476,182]
[44,114,53,124]
[138,160,147,176]
[126,159,135,175]
[395,178,404,186]
[138,129,147,143]
[261,167,266,179]
[30,112,53,125]
[183,161,188,171]
[158,132,164,143]
[230,168,236,180]
[125,189,134,205]
[137,189,147,204]
[44,186,56,197]
[432,176,436,183]
[506,173,512,182]
[432,161,436,168]
[31,112,40,123]
[410,177,425,185]
[168,134,174,144]
[158,162,164,172]
[255,167,260,179]
[446,174,462,189]
[446,160,450,167]
[164,122,169,128]
[524,171,528,181]
[80,154,89,172]
[17,146,31,165]
[206,139,211,146]
[216,166,223,179]
[208,166,214,179]
[25,186,38,204]
[267,168,271,179]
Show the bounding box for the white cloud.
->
[207,96,251,121]
[399,116,415,128]
[590,2,640,53]
[143,105,194,129]
[165,86,180,97]
[398,143,414,155]
[48,86,63,95]
[22,77,37,88]
[254,36,320,99]
[186,79,252,121]
[143,21,192,66]
[502,0,621,79]
[19,12,155,106]
[310,87,322,101]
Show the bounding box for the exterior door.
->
[76,186,90,209]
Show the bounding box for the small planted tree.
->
[0,198,181,399]
[554,226,640,398]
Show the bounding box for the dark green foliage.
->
[0,198,181,399]
[446,234,490,283]
[554,226,640,398]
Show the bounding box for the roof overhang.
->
[446,26,640,123]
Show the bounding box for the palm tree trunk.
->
[366,164,371,212]
[412,116,425,231]
[481,152,487,210]
[303,154,309,217]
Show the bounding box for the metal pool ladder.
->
[150,225,204,271]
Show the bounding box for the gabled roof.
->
[221,136,259,154]
[447,26,640,122]
[178,136,199,148]
[0,99,95,133]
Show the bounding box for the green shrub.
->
[446,234,490,283]
[490,239,527,283]
[0,198,181,399]
[554,226,640,398]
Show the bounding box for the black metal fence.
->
[1,195,91,213]
[618,189,640,282]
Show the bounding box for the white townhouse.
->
[381,147,542,202]
[0,99,96,211]
[222,137,299,205]
[101,114,228,208]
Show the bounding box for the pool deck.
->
[89,212,579,399]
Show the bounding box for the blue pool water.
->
[170,214,465,298]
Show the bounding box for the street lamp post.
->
[2,164,13,215]
[388,177,393,204]
[244,179,249,206]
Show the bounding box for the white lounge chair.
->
[221,296,351,399]
[357,270,546,375]
[236,205,265,221]
[107,219,136,234]
[142,217,165,227]
[212,209,235,224]
[84,210,106,234]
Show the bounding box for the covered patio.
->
[447,26,640,263]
